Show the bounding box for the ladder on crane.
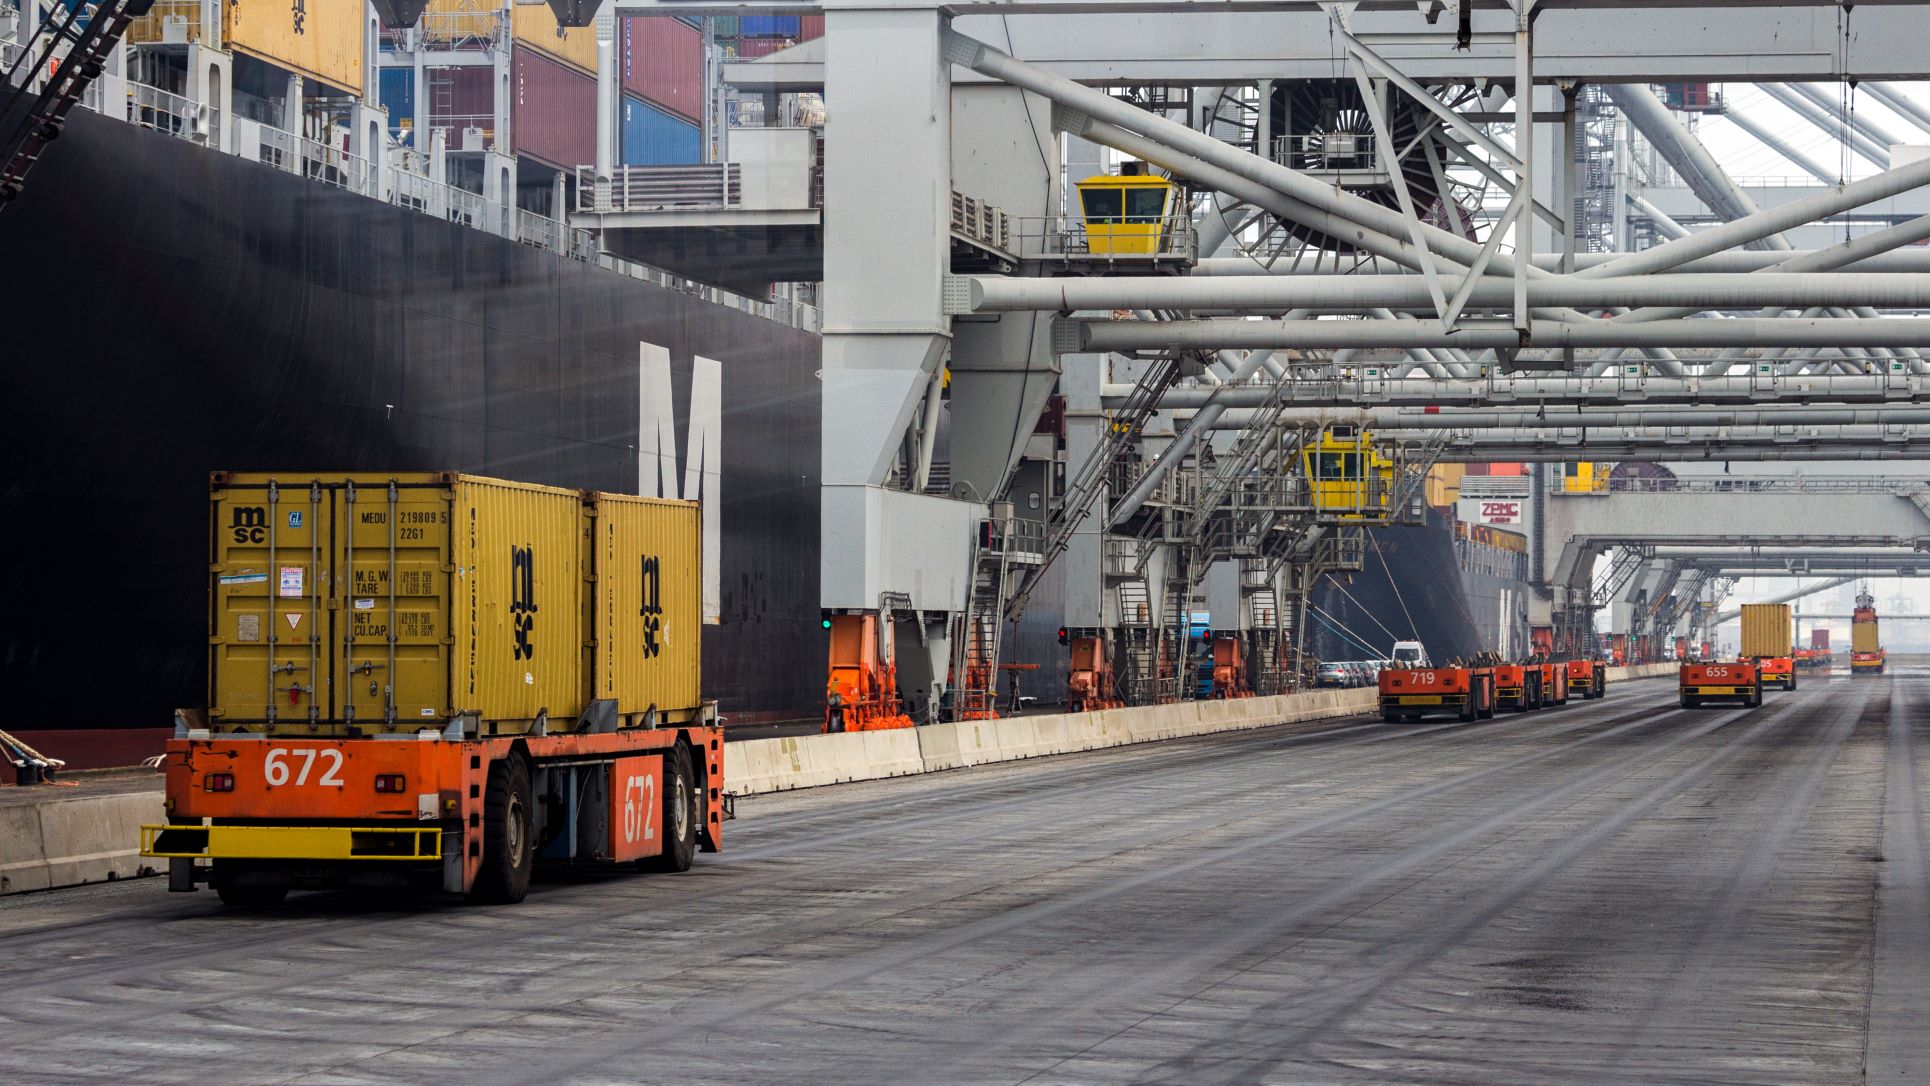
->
[0,0,151,210]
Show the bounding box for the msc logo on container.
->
[232,507,267,544]
[509,544,538,661]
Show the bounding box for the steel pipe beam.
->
[1722,108,1839,185]
[1204,406,1930,429]
[1429,445,1930,462]
[1574,124,1930,279]
[1757,83,1891,170]
[968,273,1930,314]
[1192,251,1930,275]
[1103,374,1930,409]
[1865,83,1930,140]
[1786,82,1906,164]
[1079,317,1930,352]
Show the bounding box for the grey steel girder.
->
[1078,317,1930,352]
[1540,487,1930,590]
[690,4,1930,86]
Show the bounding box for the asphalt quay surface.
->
[4,669,1927,1085]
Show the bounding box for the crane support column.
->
[819,5,981,726]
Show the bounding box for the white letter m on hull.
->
[639,341,721,624]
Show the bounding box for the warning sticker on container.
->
[278,567,304,598]
[354,598,376,610]
[286,613,302,631]
[237,614,261,642]
[219,571,268,586]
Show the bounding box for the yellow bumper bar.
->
[141,824,442,862]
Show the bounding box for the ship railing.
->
[123,83,204,142]
[515,208,571,253]
[257,127,382,199]
[387,167,481,228]
[575,164,742,214]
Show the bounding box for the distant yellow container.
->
[1739,603,1793,659]
[224,0,366,94]
[1853,621,1881,654]
[511,2,597,75]
[587,493,702,722]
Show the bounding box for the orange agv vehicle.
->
[1755,655,1797,691]
[1538,662,1570,707]
[1679,661,1763,709]
[1565,659,1606,699]
[1379,667,1496,723]
[1491,664,1536,712]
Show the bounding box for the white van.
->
[1391,641,1430,668]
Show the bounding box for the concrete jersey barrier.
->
[0,788,163,895]
[732,665,1679,797]
[732,686,1381,796]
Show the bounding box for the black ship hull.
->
[0,110,824,726]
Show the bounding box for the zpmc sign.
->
[1479,500,1522,525]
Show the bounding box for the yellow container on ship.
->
[511,1,598,74]
[224,0,365,94]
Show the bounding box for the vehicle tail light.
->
[374,774,406,793]
[204,773,235,793]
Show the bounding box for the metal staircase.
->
[1,0,150,210]
[1007,353,1185,620]
[1593,546,1649,609]
[950,509,1042,720]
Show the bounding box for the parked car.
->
[1316,661,1352,687]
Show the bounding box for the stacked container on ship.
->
[141,473,724,907]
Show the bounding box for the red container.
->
[622,16,703,123]
[800,14,824,40]
[1810,628,1830,650]
[735,36,787,59]
[428,65,495,130]
[511,46,596,170]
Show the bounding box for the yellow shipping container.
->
[511,2,597,75]
[588,493,703,724]
[1853,621,1882,654]
[210,473,586,736]
[224,0,366,94]
[1739,603,1793,659]
[208,473,704,738]
[1425,464,1465,508]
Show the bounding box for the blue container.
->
[621,95,702,166]
[738,15,801,38]
[378,67,413,145]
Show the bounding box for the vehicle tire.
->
[1382,710,1399,723]
[1458,704,1476,723]
[643,741,699,874]
[215,881,288,909]
[1680,696,1694,709]
[468,755,533,904]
